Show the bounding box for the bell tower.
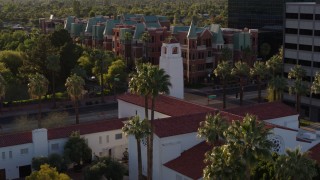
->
[159,38,184,99]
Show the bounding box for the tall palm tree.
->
[250,61,268,103]
[274,148,317,180]
[311,72,320,94]
[0,74,6,114]
[122,115,150,180]
[266,48,284,101]
[140,32,151,62]
[92,49,109,103]
[198,112,228,144]
[129,63,151,120]
[225,114,273,179]
[46,54,60,108]
[28,73,49,128]
[288,65,307,114]
[231,61,250,105]
[65,74,86,124]
[214,61,232,109]
[147,65,171,180]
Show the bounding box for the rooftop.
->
[309,143,320,164]
[225,101,298,121]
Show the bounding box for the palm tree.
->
[214,61,231,109]
[311,72,320,94]
[92,49,109,103]
[122,115,150,180]
[65,74,86,124]
[250,61,268,103]
[0,74,6,113]
[129,63,151,120]
[28,73,49,128]
[231,61,250,105]
[214,61,232,109]
[225,114,273,179]
[266,48,284,101]
[147,65,171,180]
[274,148,317,180]
[198,112,228,144]
[288,65,307,114]
[140,32,151,62]
[46,54,60,108]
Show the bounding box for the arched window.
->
[172,47,178,54]
[163,47,167,54]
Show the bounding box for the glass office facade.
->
[228,0,316,29]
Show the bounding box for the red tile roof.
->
[153,111,242,138]
[308,143,320,164]
[0,118,126,148]
[164,141,222,179]
[0,131,32,148]
[225,101,298,121]
[118,93,215,117]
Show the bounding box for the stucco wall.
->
[265,115,299,130]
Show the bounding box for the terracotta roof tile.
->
[164,141,222,179]
[48,118,125,139]
[225,101,298,121]
[153,112,242,138]
[0,131,32,148]
[308,143,320,164]
[118,93,215,116]
[0,119,125,148]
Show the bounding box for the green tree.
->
[0,50,24,75]
[250,61,268,103]
[204,114,273,179]
[140,32,151,62]
[214,61,232,109]
[26,164,71,180]
[64,131,92,167]
[260,43,271,60]
[46,54,61,108]
[105,59,127,94]
[266,47,285,101]
[198,113,227,143]
[311,72,320,94]
[91,49,111,102]
[65,74,86,124]
[274,148,317,180]
[288,65,307,115]
[28,73,49,128]
[122,115,150,180]
[231,61,250,105]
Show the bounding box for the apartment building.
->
[283,2,320,120]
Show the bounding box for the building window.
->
[285,43,297,50]
[21,148,28,155]
[208,51,212,57]
[298,60,311,67]
[299,44,312,51]
[172,47,178,54]
[286,13,298,19]
[285,28,298,35]
[315,30,320,36]
[115,133,122,140]
[2,152,5,159]
[300,29,313,36]
[51,143,59,151]
[99,136,102,144]
[314,46,320,52]
[314,62,320,68]
[300,13,313,20]
[9,151,12,159]
[284,58,296,65]
[106,135,109,143]
[316,14,320,20]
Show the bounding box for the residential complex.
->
[43,14,258,84]
[283,2,320,120]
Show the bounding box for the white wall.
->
[162,166,192,180]
[0,128,128,180]
[272,128,320,153]
[118,100,170,120]
[0,143,34,180]
[264,115,299,130]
